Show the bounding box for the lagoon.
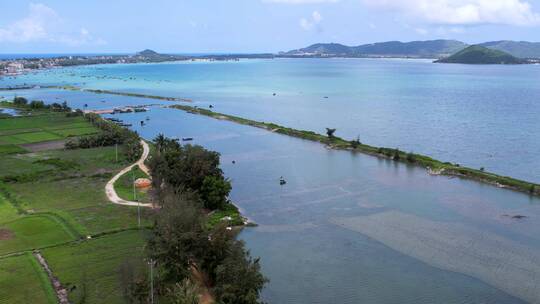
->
[2,58,540,183]
[122,107,539,304]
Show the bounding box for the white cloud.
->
[264,0,339,3]
[300,18,313,30]
[312,11,322,22]
[362,0,540,26]
[0,3,105,46]
[300,11,323,30]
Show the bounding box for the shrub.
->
[13,96,28,105]
[29,100,46,109]
[392,149,401,161]
[326,128,336,138]
[351,136,361,149]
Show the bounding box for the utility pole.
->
[133,170,140,228]
[150,259,154,304]
[115,143,118,162]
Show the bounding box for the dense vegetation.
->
[436,45,524,64]
[11,96,76,112]
[65,113,142,162]
[171,104,540,197]
[124,135,266,303]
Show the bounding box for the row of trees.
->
[13,96,74,112]
[65,113,142,161]
[124,135,266,304]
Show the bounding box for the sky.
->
[1,0,540,54]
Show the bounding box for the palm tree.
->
[326,128,336,138]
[154,133,167,154]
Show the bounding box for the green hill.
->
[136,49,160,57]
[285,40,467,58]
[435,45,524,64]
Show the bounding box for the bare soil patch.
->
[0,228,14,240]
[21,139,66,152]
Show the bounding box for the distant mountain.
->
[479,41,540,59]
[353,40,466,57]
[136,49,160,57]
[286,43,354,56]
[435,45,524,64]
[284,40,467,58]
[283,40,540,59]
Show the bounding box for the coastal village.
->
[0,50,258,77]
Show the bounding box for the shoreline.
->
[2,86,538,197]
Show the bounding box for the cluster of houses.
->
[1,62,25,75]
[0,55,127,76]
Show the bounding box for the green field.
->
[42,230,146,303]
[114,166,150,203]
[0,113,98,152]
[0,194,18,224]
[0,215,76,255]
[0,253,56,304]
[0,144,26,155]
[0,111,151,303]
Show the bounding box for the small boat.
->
[182,137,193,141]
[279,176,287,185]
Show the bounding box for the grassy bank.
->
[52,85,192,102]
[170,104,540,197]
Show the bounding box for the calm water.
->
[119,107,539,304]
[2,60,540,303]
[1,58,539,182]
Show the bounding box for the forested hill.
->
[435,45,524,64]
[283,39,540,59]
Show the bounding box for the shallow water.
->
[110,107,539,304]
[1,58,539,182]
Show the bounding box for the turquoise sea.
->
[2,59,540,303]
[2,58,539,182]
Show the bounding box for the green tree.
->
[29,100,46,109]
[13,96,28,106]
[163,144,222,191]
[214,241,268,304]
[351,136,361,148]
[326,128,336,138]
[200,176,232,210]
[148,190,208,283]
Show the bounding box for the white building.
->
[6,62,24,74]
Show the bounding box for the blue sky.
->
[1,0,540,53]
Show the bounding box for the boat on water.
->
[182,137,194,141]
